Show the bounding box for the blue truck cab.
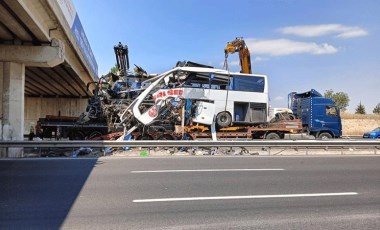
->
[288,89,342,139]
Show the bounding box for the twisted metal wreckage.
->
[77,41,300,141]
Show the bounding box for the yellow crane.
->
[224,37,252,74]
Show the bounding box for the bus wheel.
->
[318,132,332,140]
[265,132,281,139]
[216,112,232,128]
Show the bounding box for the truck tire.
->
[158,134,175,140]
[265,132,281,139]
[216,112,232,128]
[88,131,103,140]
[69,131,85,140]
[318,132,333,140]
[287,114,296,120]
[136,134,153,140]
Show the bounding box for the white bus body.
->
[132,67,268,127]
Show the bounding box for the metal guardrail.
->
[0,140,379,148]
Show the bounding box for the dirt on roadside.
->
[342,112,380,136]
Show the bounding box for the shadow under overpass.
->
[0,158,98,229]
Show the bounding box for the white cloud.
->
[279,24,368,38]
[245,38,337,56]
[335,29,368,39]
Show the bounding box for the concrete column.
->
[0,62,3,157]
[0,62,25,157]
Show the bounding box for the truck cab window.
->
[326,106,338,116]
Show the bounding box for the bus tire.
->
[216,112,232,128]
[318,132,333,140]
[265,132,281,139]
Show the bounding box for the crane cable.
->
[223,53,229,71]
[223,52,231,113]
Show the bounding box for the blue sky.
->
[72,0,380,113]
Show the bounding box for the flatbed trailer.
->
[179,119,302,140]
[38,115,109,140]
[93,119,302,141]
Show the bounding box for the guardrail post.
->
[306,147,308,156]
[268,147,271,155]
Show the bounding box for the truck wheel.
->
[136,134,153,140]
[265,132,281,139]
[288,114,296,120]
[69,131,85,140]
[88,131,103,140]
[318,132,332,140]
[158,134,174,141]
[216,112,232,128]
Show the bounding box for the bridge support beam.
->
[0,39,64,67]
[0,62,25,157]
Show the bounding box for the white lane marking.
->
[133,192,358,203]
[131,169,284,173]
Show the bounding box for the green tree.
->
[373,103,380,114]
[355,102,366,114]
[324,89,350,111]
[110,63,118,74]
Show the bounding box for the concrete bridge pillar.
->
[0,39,64,157]
[0,62,25,157]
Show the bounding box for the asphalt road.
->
[1,156,379,229]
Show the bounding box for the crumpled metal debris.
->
[72,147,93,157]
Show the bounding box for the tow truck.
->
[109,38,341,141]
[38,39,341,141]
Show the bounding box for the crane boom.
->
[224,37,252,74]
[114,42,129,77]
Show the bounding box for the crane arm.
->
[114,42,129,77]
[224,37,252,74]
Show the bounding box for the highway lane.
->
[1,156,379,229]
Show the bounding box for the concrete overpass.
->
[0,0,98,156]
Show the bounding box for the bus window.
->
[184,73,229,90]
[231,75,264,93]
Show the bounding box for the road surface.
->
[1,156,379,229]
